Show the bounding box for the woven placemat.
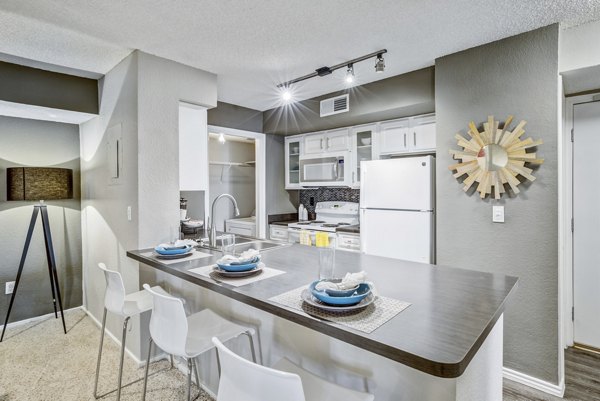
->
[269,285,411,334]
[188,264,285,287]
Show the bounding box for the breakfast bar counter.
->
[127,244,517,400]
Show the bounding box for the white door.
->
[303,133,326,154]
[360,156,434,211]
[574,100,600,349]
[379,119,410,155]
[361,209,433,263]
[411,122,436,152]
[325,128,349,152]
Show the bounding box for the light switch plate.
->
[492,205,505,223]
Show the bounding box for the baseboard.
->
[0,305,83,331]
[81,306,170,368]
[503,367,565,398]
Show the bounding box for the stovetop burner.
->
[322,223,340,228]
[312,220,325,224]
[296,221,312,225]
[337,222,350,226]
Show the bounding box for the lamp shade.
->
[7,167,73,201]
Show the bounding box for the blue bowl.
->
[309,281,371,306]
[154,245,193,255]
[217,261,258,272]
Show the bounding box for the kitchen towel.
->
[140,249,213,265]
[188,264,285,287]
[270,285,411,334]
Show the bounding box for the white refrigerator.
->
[360,156,435,263]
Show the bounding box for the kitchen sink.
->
[196,235,288,254]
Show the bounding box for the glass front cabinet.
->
[350,124,377,189]
[285,135,302,189]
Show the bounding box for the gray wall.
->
[0,116,82,323]
[265,134,298,234]
[0,61,98,114]
[208,138,256,230]
[435,25,559,383]
[208,101,263,133]
[263,67,435,135]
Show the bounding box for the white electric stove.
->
[288,202,359,244]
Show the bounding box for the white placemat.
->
[270,285,411,334]
[188,264,285,287]
[141,250,213,265]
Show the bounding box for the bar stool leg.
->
[115,317,130,401]
[186,358,193,401]
[242,331,257,363]
[170,354,174,369]
[215,348,221,377]
[142,338,153,401]
[93,308,108,399]
[192,358,201,394]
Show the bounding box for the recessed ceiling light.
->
[345,64,355,84]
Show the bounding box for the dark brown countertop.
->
[270,220,297,226]
[127,244,517,379]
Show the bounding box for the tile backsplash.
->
[299,188,360,213]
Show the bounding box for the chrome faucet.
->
[208,193,240,247]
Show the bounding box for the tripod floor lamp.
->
[1,167,73,342]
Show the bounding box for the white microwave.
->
[299,152,350,187]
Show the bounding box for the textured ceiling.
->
[1,0,600,111]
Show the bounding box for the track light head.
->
[281,88,292,102]
[218,133,226,144]
[375,53,385,73]
[345,64,355,84]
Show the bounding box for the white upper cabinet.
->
[379,118,410,155]
[303,128,349,154]
[179,102,208,191]
[378,115,436,156]
[325,128,349,152]
[303,132,326,154]
[285,135,302,190]
[350,124,377,188]
[410,115,436,152]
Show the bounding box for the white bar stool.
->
[212,337,374,401]
[94,263,158,401]
[141,284,257,401]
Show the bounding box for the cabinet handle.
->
[320,138,324,149]
[414,131,416,146]
[326,137,330,149]
[404,133,407,147]
[352,171,355,183]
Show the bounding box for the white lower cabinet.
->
[269,225,289,242]
[336,232,361,252]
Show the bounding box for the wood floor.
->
[503,347,600,401]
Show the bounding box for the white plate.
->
[212,263,264,278]
[301,289,375,313]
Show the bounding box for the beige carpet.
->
[0,308,214,401]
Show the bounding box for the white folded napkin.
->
[217,248,260,265]
[315,271,368,291]
[158,239,197,249]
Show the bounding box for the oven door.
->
[299,152,350,187]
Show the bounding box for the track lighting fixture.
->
[277,49,387,100]
[375,53,385,73]
[345,64,355,84]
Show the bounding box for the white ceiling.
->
[1,1,600,111]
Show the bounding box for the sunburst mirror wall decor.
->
[448,115,544,199]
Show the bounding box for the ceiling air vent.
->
[320,94,349,117]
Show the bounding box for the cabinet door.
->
[379,119,409,155]
[351,124,376,188]
[303,133,326,154]
[411,121,436,152]
[179,103,208,190]
[325,128,349,152]
[285,137,302,189]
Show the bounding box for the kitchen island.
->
[128,243,517,400]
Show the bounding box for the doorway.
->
[572,99,600,350]
[207,125,266,239]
